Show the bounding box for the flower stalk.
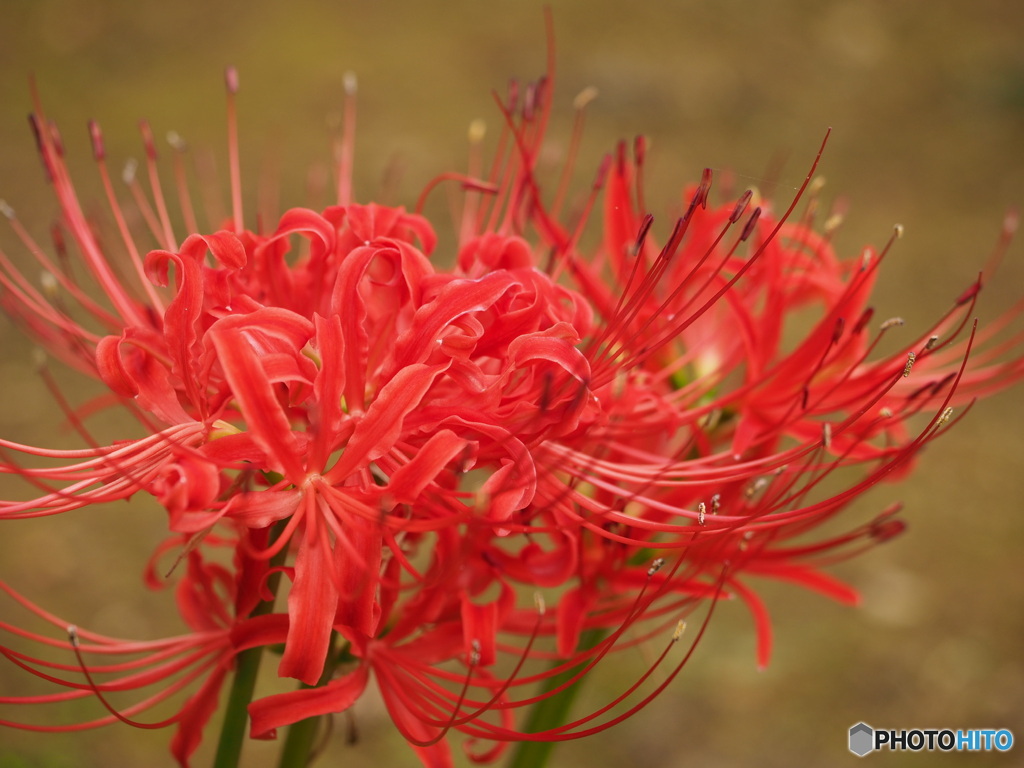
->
[276,633,340,768]
[213,522,289,768]
[507,628,605,768]
[212,638,268,768]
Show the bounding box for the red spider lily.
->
[1,39,1022,768]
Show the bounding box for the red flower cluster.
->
[1,61,1021,767]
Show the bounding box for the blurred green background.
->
[1,1,1022,766]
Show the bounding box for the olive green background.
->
[0,1,1022,766]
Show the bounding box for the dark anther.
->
[740,207,762,242]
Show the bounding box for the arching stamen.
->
[88,121,167,315]
[166,131,199,234]
[551,85,598,218]
[120,157,166,245]
[415,172,498,216]
[224,66,243,233]
[336,71,358,207]
[549,154,611,281]
[66,627,178,730]
[487,565,728,742]
[0,214,111,339]
[633,134,648,217]
[459,119,488,246]
[980,208,1018,281]
[138,120,177,249]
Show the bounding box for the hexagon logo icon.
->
[849,722,874,757]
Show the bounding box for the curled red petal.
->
[209,322,309,482]
[387,429,467,504]
[325,363,447,483]
[248,666,369,740]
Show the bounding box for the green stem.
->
[507,628,605,768]
[212,522,289,768]
[276,633,339,768]
[276,710,321,768]
[212,632,267,768]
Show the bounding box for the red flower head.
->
[1,44,1022,768]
